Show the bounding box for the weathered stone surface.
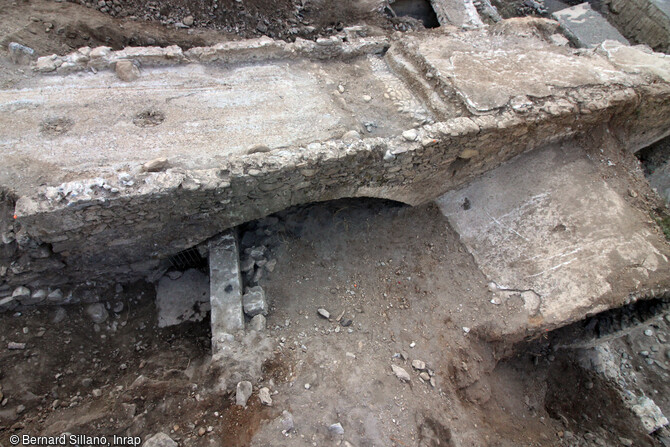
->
[552,3,629,48]
[209,232,244,352]
[242,286,268,317]
[437,143,670,339]
[606,0,670,53]
[3,28,670,322]
[156,269,210,327]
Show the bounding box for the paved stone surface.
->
[155,268,210,328]
[437,143,670,337]
[0,57,415,186]
[209,231,244,352]
[552,3,629,48]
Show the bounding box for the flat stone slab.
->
[209,231,244,352]
[155,269,210,327]
[0,56,419,189]
[409,32,630,113]
[552,3,629,48]
[437,143,670,338]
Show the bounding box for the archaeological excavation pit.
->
[2,0,670,445]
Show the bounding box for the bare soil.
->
[1,199,668,447]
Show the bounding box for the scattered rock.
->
[412,359,426,371]
[458,149,479,159]
[317,308,330,319]
[197,427,206,437]
[86,303,109,324]
[265,259,277,272]
[259,387,272,406]
[8,42,37,65]
[7,342,26,350]
[281,410,294,432]
[183,15,194,26]
[115,60,140,82]
[46,289,64,303]
[249,314,266,332]
[342,130,361,143]
[11,287,31,302]
[328,422,344,436]
[21,289,47,306]
[619,437,633,447]
[402,129,418,141]
[242,286,268,317]
[240,257,255,272]
[362,95,372,102]
[52,307,67,324]
[340,318,352,327]
[92,389,103,397]
[143,433,177,447]
[236,381,253,407]
[420,372,430,381]
[81,378,93,387]
[391,364,411,382]
[142,158,169,172]
[644,329,653,336]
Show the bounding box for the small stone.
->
[259,387,272,406]
[462,327,471,334]
[115,60,140,82]
[143,433,177,447]
[22,289,47,306]
[420,372,430,381]
[243,286,267,317]
[304,383,311,390]
[112,301,124,313]
[249,314,266,332]
[317,308,330,319]
[430,377,436,387]
[8,342,26,350]
[342,130,361,143]
[8,42,37,65]
[328,422,344,436]
[240,257,255,272]
[11,286,31,302]
[362,95,372,102]
[412,359,426,371]
[52,307,67,324]
[246,144,271,155]
[183,15,194,26]
[644,329,653,337]
[409,342,416,348]
[281,410,294,432]
[391,364,411,382]
[340,318,352,327]
[618,437,633,447]
[338,85,345,93]
[265,259,277,272]
[86,303,109,324]
[142,158,169,172]
[402,129,418,141]
[46,289,64,303]
[458,149,479,159]
[197,427,206,437]
[92,389,103,397]
[81,378,93,387]
[236,381,252,407]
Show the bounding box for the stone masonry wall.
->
[2,33,670,310]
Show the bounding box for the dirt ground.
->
[0,199,668,447]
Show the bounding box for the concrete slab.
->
[552,3,629,48]
[155,269,210,328]
[209,231,244,352]
[436,143,670,337]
